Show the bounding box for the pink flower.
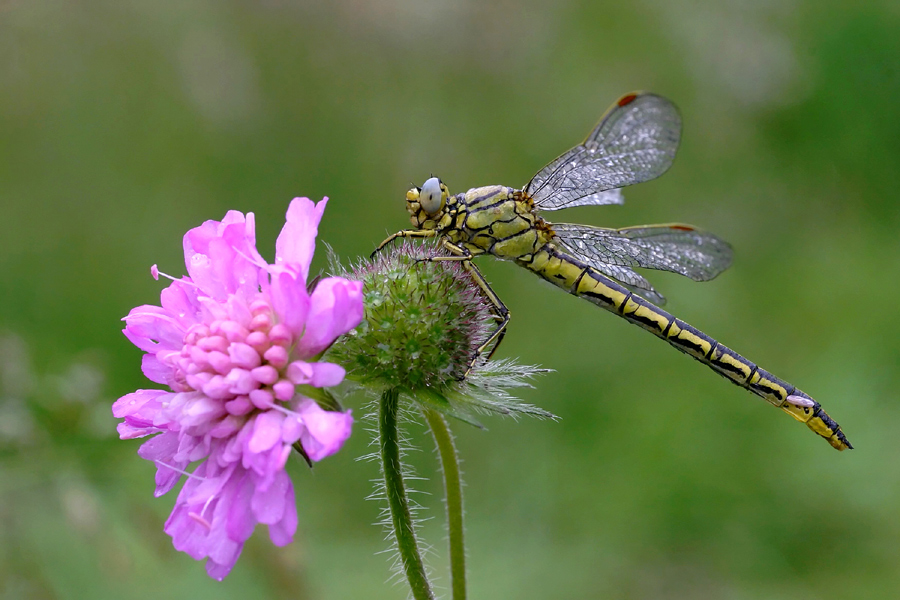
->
[114,198,363,580]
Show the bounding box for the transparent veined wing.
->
[526,93,681,211]
[552,222,733,303]
[593,261,668,305]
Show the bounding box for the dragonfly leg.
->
[425,238,484,262]
[371,229,436,258]
[429,240,510,376]
[461,259,510,373]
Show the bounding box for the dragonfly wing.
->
[596,262,668,305]
[553,222,733,283]
[526,93,681,211]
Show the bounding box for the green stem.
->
[379,388,434,600]
[423,408,467,600]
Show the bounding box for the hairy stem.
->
[423,408,467,600]
[379,388,434,600]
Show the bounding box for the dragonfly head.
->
[407,176,451,230]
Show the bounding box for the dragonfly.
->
[375,92,851,451]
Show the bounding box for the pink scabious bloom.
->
[114,197,363,580]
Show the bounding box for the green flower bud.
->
[325,243,554,423]
[327,243,491,389]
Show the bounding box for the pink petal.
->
[225,396,254,416]
[207,415,244,438]
[155,463,188,497]
[281,415,304,444]
[141,354,171,385]
[165,462,245,577]
[138,430,179,462]
[185,252,222,300]
[286,361,345,388]
[165,502,206,560]
[180,393,228,426]
[268,267,310,339]
[249,388,274,409]
[285,360,313,384]
[187,457,237,505]
[205,560,234,582]
[247,411,285,454]
[225,472,257,544]
[251,365,279,385]
[116,422,160,439]
[297,400,353,461]
[201,375,233,400]
[225,368,258,395]
[174,434,206,463]
[159,280,202,327]
[251,469,289,525]
[182,212,264,300]
[262,345,288,368]
[122,305,186,353]
[219,217,266,295]
[203,524,241,578]
[112,389,168,419]
[294,278,363,357]
[182,211,248,267]
[274,197,328,280]
[272,380,295,401]
[229,343,261,369]
[137,432,186,496]
[268,479,297,547]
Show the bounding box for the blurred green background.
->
[2,0,899,598]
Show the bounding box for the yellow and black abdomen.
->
[520,242,851,451]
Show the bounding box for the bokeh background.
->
[2,0,900,598]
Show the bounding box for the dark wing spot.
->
[617,93,638,106]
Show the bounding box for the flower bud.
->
[327,243,492,390]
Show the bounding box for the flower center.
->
[173,296,297,414]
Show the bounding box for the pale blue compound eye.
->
[419,177,444,214]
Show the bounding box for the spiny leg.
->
[429,239,511,375]
[371,229,436,258]
[460,260,510,367]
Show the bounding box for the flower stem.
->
[379,388,434,600]
[423,408,467,600]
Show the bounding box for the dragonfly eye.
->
[419,177,445,214]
